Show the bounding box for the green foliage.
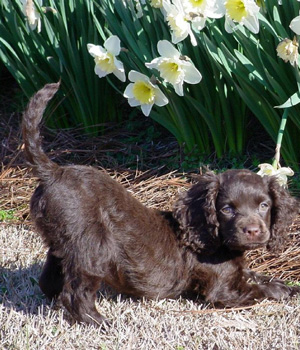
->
[0,209,18,222]
[201,1,300,168]
[0,0,120,133]
[98,0,249,157]
[1,0,300,170]
[95,0,300,168]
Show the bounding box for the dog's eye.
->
[259,202,269,212]
[221,206,235,216]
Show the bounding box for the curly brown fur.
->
[23,83,300,326]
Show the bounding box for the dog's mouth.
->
[239,240,268,250]
[223,230,270,251]
[224,240,268,252]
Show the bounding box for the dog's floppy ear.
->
[266,176,299,252]
[173,171,220,254]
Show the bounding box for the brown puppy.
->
[23,83,300,326]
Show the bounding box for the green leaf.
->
[275,91,300,108]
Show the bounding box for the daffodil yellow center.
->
[132,81,155,104]
[189,0,205,8]
[95,53,115,73]
[225,0,247,22]
[158,61,181,85]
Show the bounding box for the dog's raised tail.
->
[22,82,60,179]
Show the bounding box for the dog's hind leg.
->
[39,249,64,300]
[60,272,105,326]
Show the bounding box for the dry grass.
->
[1,166,300,350]
[1,224,300,350]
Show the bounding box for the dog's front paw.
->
[288,284,300,297]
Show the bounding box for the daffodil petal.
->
[191,17,207,31]
[123,83,134,98]
[104,35,121,56]
[224,17,235,33]
[182,63,202,84]
[290,16,300,35]
[113,68,126,82]
[128,70,149,83]
[128,98,142,107]
[278,167,294,176]
[87,44,106,57]
[94,66,109,78]
[141,103,154,116]
[157,40,180,59]
[154,88,169,106]
[258,163,274,171]
[114,57,124,70]
[243,15,259,34]
[171,31,188,44]
[276,174,287,186]
[174,82,184,96]
[113,57,126,82]
[145,58,162,70]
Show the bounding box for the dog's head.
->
[174,169,298,254]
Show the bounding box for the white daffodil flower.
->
[257,163,294,187]
[182,0,225,31]
[290,15,300,35]
[87,36,126,82]
[182,0,225,17]
[163,0,197,46]
[146,40,202,96]
[150,0,163,8]
[224,0,260,34]
[276,38,299,66]
[124,71,168,116]
[21,0,42,33]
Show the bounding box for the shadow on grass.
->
[0,262,133,322]
[0,263,49,316]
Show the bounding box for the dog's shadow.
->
[0,263,47,316]
[0,263,129,320]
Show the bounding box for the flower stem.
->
[272,109,288,169]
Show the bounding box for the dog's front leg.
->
[39,249,64,300]
[204,272,300,307]
[243,268,287,285]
